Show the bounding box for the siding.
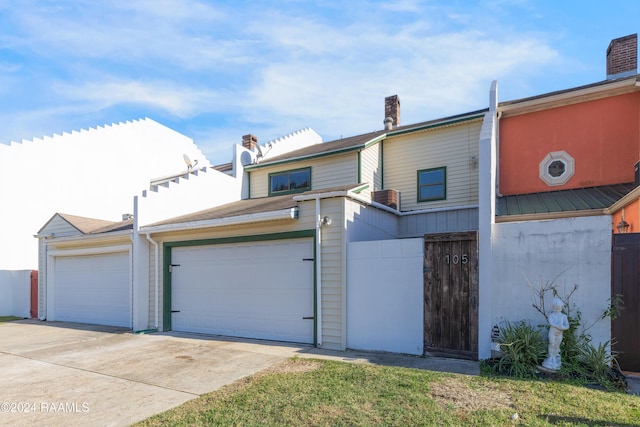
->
[250,153,359,198]
[40,215,81,238]
[38,239,46,319]
[359,143,382,197]
[317,198,345,350]
[148,198,346,350]
[398,207,479,238]
[384,120,481,211]
[345,198,399,242]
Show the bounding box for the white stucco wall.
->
[0,270,31,318]
[491,215,612,348]
[346,238,423,355]
[137,167,242,227]
[1,118,208,271]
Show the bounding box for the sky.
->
[1,0,639,166]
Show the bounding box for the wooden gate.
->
[612,233,640,372]
[424,231,478,360]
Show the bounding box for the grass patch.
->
[0,316,22,323]
[135,358,640,426]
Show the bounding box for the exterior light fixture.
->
[616,218,630,234]
[321,216,332,226]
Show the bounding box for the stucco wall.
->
[0,270,31,317]
[346,238,423,355]
[491,216,612,348]
[499,91,640,195]
[1,118,208,270]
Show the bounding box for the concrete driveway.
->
[0,319,310,426]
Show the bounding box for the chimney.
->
[606,34,637,79]
[242,134,258,150]
[372,189,400,210]
[384,95,400,129]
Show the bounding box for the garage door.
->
[51,252,131,328]
[171,239,314,344]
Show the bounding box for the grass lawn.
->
[0,316,22,323]
[136,358,640,427]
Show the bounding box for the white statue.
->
[541,297,570,371]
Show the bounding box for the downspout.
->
[315,196,323,347]
[145,233,160,330]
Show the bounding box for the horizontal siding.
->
[250,153,359,198]
[398,207,479,237]
[147,239,157,331]
[360,144,382,197]
[345,199,398,242]
[384,120,481,211]
[40,215,80,237]
[317,198,345,350]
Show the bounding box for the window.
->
[417,166,446,202]
[269,167,311,195]
[539,151,575,186]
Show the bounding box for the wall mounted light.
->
[616,218,630,233]
[321,216,332,226]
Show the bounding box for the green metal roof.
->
[497,183,637,216]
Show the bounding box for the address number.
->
[445,254,469,265]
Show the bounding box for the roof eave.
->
[246,110,487,170]
[499,77,640,117]
[140,207,299,234]
[496,209,607,223]
[38,229,133,243]
[605,185,640,214]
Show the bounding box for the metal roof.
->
[497,183,637,217]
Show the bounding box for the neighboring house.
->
[0,118,208,272]
[0,118,207,317]
[490,34,640,370]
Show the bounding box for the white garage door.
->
[171,239,314,344]
[51,252,131,328]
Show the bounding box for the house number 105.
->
[445,254,469,265]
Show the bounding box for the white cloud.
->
[55,79,222,118]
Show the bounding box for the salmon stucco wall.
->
[612,198,640,234]
[499,92,640,195]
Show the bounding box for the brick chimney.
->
[242,134,258,150]
[384,95,400,129]
[606,34,637,79]
[372,189,400,210]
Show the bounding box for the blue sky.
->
[1,0,638,166]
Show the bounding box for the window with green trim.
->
[417,166,446,202]
[269,167,311,195]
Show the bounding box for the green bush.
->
[494,320,546,378]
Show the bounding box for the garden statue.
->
[541,297,570,371]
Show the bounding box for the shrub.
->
[494,320,546,378]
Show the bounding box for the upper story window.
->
[269,167,311,196]
[539,151,575,186]
[417,166,446,202]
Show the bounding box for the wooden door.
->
[424,231,478,360]
[612,233,640,372]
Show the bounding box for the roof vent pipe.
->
[384,117,393,130]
